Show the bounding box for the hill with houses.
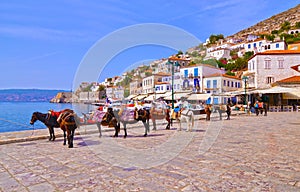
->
[230,4,300,40]
[72,4,300,106]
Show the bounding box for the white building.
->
[180,64,225,93]
[259,41,287,52]
[246,50,300,89]
[106,86,124,100]
[142,72,170,94]
[244,38,267,53]
[203,73,242,104]
[204,48,231,60]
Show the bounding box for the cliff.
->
[50,92,76,103]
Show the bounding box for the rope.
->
[0,117,35,137]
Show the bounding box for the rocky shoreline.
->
[50,92,76,103]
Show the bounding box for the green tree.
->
[209,34,224,44]
[280,21,291,32]
[271,30,279,35]
[295,22,300,29]
[266,34,275,41]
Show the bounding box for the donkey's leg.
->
[52,127,56,141]
[124,123,127,138]
[142,121,148,137]
[96,123,102,137]
[113,123,119,137]
[166,116,170,130]
[63,130,67,145]
[68,129,74,148]
[67,130,72,148]
[48,126,52,141]
[178,118,182,131]
[146,119,150,133]
[152,118,157,131]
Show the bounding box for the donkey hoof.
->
[143,134,147,137]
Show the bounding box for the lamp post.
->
[242,76,249,105]
[153,85,156,101]
[167,60,180,109]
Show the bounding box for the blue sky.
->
[1,0,299,90]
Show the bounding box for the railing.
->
[269,105,295,112]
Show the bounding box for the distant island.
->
[0,89,69,102]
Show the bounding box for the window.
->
[223,80,226,86]
[161,85,163,91]
[213,80,217,88]
[278,60,284,68]
[238,82,241,88]
[194,68,198,77]
[266,77,274,84]
[254,43,256,48]
[276,43,279,48]
[248,44,251,49]
[264,59,271,69]
[213,98,219,104]
[231,81,234,87]
[227,81,230,86]
[207,80,211,88]
[235,82,238,87]
[184,69,188,78]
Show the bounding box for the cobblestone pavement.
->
[0,112,299,191]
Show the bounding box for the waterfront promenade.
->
[0,112,299,191]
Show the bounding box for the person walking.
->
[226,102,231,120]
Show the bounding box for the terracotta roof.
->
[180,63,220,70]
[291,64,300,72]
[154,72,171,76]
[168,56,191,61]
[277,76,300,84]
[155,82,170,85]
[248,50,300,61]
[204,73,241,80]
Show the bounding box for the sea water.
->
[0,102,98,133]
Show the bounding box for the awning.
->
[125,94,137,100]
[164,92,191,100]
[144,92,171,101]
[283,88,300,99]
[249,86,295,94]
[187,93,211,101]
[133,94,148,100]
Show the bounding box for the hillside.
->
[230,4,300,38]
[0,89,68,102]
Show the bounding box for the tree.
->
[208,34,224,44]
[266,34,275,41]
[280,21,291,32]
[295,22,300,29]
[271,30,279,35]
[176,50,183,56]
